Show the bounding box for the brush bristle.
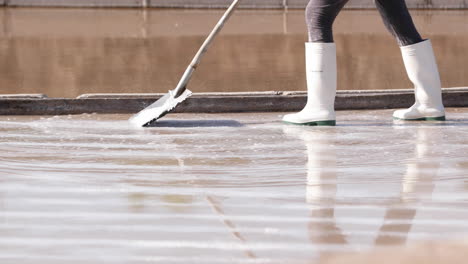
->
[129,89,193,127]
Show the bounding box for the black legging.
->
[306,0,423,46]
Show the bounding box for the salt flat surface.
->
[0,109,468,263]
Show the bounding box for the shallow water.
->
[0,8,467,97]
[1,109,468,263]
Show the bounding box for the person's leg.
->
[283,0,348,126]
[374,0,422,47]
[306,0,349,43]
[375,0,445,120]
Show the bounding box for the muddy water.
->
[1,109,468,263]
[0,8,467,98]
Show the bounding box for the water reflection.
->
[0,8,467,97]
[401,127,439,201]
[375,127,441,245]
[300,129,349,246]
[206,196,258,259]
[283,126,347,248]
[283,124,443,252]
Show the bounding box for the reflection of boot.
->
[283,43,336,126]
[282,126,346,245]
[393,40,445,121]
[376,127,439,245]
[303,130,337,203]
[402,127,438,201]
[282,126,337,203]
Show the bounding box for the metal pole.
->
[173,0,241,97]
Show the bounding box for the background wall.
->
[1,8,467,98]
[2,0,468,9]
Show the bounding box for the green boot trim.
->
[393,116,446,121]
[283,120,336,126]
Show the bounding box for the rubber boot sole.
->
[393,116,446,121]
[282,120,336,126]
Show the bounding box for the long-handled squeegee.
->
[129,0,241,127]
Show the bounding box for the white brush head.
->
[129,89,193,127]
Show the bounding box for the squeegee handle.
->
[173,0,241,97]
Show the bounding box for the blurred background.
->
[0,0,467,98]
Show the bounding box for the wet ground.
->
[0,8,467,97]
[1,108,468,263]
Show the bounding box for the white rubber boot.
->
[282,42,336,126]
[393,40,445,121]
